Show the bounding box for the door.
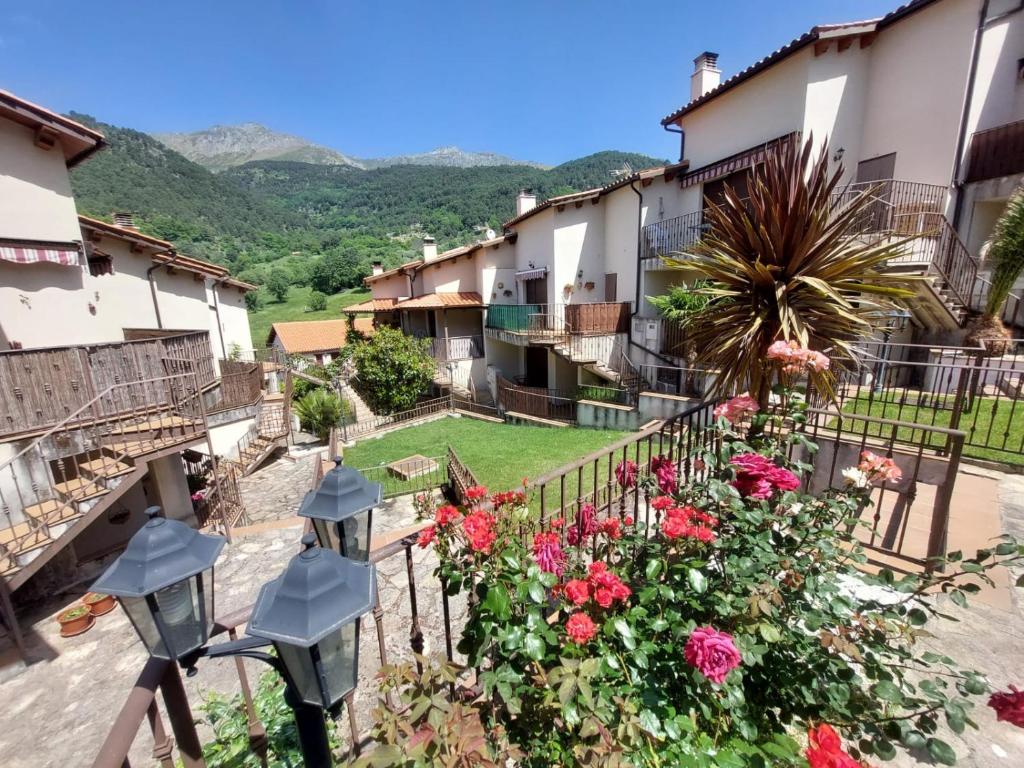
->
[604,273,617,302]
[524,347,549,388]
[855,154,897,232]
[524,277,547,305]
[855,153,896,183]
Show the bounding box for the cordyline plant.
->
[664,136,916,409]
[359,348,1024,767]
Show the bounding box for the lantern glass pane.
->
[121,596,169,659]
[152,571,212,659]
[313,517,340,554]
[277,643,320,707]
[340,512,371,562]
[318,621,359,706]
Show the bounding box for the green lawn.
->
[248,286,370,346]
[840,395,1024,465]
[343,417,633,500]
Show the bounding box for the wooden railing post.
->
[159,662,206,768]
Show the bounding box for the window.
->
[88,254,114,277]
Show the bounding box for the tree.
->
[966,185,1024,355]
[293,389,351,442]
[266,269,290,303]
[352,326,435,414]
[668,137,914,407]
[244,289,264,312]
[308,290,328,311]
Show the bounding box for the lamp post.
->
[94,508,377,768]
[299,458,382,562]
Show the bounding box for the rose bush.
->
[384,353,1024,766]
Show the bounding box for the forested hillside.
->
[69,114,665,302]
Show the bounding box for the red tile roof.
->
[268,318,373,353]
[345,297,401,313]
[395,292,484,310]
[0,89,106,166]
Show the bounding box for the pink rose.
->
[713,393,760,422]
[765,466,801,492]
[684,626,742,684]
[615,459,638,489]
[650,456,678,495]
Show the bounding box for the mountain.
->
[154,123,546,172]
[154,123,364,172]
[360,146,547,170]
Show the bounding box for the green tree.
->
[293,388,350,441]
[266,269,290,303]
[966,185,1024,354]
[243,289,264,312]
[672,137,914,407]
[352,327,435,414]
[308,290,328,311]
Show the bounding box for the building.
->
[649,0,1024,340]
[268,317,373,365]
[0,89,261,649]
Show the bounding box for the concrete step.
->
[53,478,109,504]
[22,499,79,527]
[78,456,134,481]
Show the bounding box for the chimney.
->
[516,191,537,217]
[690,52,721,102]
[112,212,138,230]
[371,262,383,276]
[422,236,438,262]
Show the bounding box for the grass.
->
[840,394,1024,465]
[343,417,633,500]
[247,286,370,346]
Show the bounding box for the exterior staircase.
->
[339,380,377,424]
[233,399,289,476]
[0,373,207,591]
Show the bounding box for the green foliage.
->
[399,386,1024,766]
[307,290,328,311]
[984,185,1024,316]
[672,137,915,405]
[197,668,340,767]
[647,281,713,322]
[293,388,350,441]
[351,327,435,414]
[266,269,291,303]
[243,290,264,312]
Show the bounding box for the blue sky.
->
[3,1,901,165]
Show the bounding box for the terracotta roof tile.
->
[395,292,484,310]
[268,319,361,353]
[345,297,401,313]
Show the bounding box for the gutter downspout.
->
[146,251,181,329]
[951,0,991,230]
[211,276,229,360]
[663,123,685,163]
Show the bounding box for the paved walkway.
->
[0,454,1020,767]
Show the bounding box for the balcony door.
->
[524,276,547,306]
[524,346,548,388]
[855,153,896,233]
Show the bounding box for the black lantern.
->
[247,534,375,709]
[92,506,224,660]
[298,458,381,562]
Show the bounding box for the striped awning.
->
[515,267,548,281]
[679,132,800,189]
[0,241,81,267]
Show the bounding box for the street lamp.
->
[299,458,382,561]
[96,508,377,767]
[92,506,224,660]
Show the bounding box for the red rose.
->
[434,505,461,526]
[564,579,590,605]
[989,686,1024,728]
[805,724,861,768]
[417,525,436,548]
[565,612,597,644]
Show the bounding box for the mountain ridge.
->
[155,123,548,172]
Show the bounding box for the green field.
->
[343,417,633,500]
[247,286,370,346]
[840,395,1024,465]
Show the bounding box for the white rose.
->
[841,467,869,489]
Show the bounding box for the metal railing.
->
[447,445,480,505]
[0,331,216,438]
[426,335,485,361]
[209,360,262,412]
[340,396,452,442]
[641,210,707,260]
[355,454,447,500]
[965,119,1024,184]
[194,461,246,529]
[486,303,630,338]
[636,362,719,399]
[496,376,578,423]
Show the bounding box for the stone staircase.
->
[339,380,377,424]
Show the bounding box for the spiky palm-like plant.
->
[664,137,916,407]
[966,185,1024,354]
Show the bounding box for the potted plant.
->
[57,605,94,637]
[82,591,116,616]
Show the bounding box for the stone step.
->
[53,478,109,504]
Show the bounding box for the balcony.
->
[485,303,631,345]
[965,119,1024,184]
[424,334,485,361]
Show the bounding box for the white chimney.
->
[516,191,537,216]
[371,261,383,276]
[690,52,721,101]
[422,236,438,262]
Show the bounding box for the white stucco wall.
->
[367,271,410,301]
[552,203,607,307]
[511,207,556,303]
[0,117,81,244]
[480,240,517,305]
[963,7,1024,154]
[214,282,255,356]
[602,185,639,307]
[421,253,479,294]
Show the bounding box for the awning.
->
[679,132,800,189]
[0,240,81,267]
[515,267,548,281]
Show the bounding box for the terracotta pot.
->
[57,606,95,637]
[82,592,116,617]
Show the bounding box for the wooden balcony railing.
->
[965,119,1024,184]
[0,332,216,438]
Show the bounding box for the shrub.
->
[293,389,350,441]
[308,290,328,311]
[243,289,264,312]
[390,350,1024,766]
[352,326,435,414]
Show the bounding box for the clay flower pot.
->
[57,605,95,637]
[82,592,116,617]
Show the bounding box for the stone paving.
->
[0,453,1021,767]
